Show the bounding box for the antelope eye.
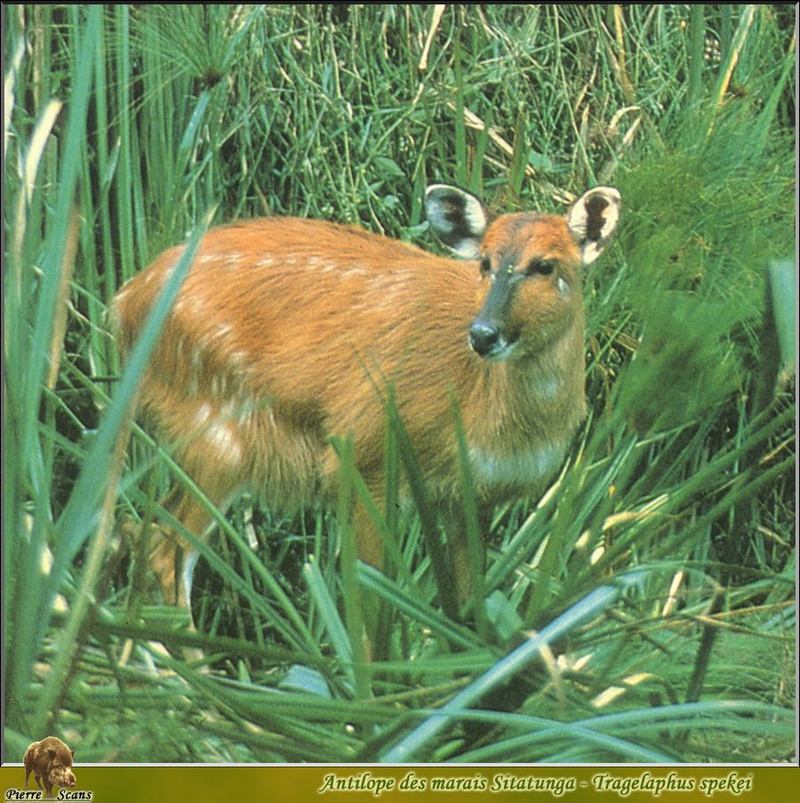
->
[526,258,556,276]
[479,256,492,276]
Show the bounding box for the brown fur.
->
[113,189,618,621]
[23,737,76,797]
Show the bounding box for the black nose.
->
[469,321,500,357]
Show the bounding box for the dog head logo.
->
[23,736,77,798]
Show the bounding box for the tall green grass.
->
[3,4,795,763]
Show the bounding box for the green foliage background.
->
[3,4,796,763]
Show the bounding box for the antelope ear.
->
[425,184,489,259]
[566,186,621,265]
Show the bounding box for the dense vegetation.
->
[3,4,795,763]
